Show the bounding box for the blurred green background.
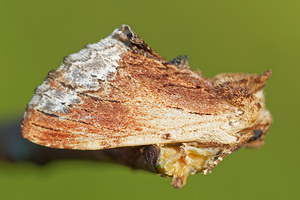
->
[0,0,299,199]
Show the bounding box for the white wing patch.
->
[27,29,129,113]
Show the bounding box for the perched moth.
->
[21,24,272,188]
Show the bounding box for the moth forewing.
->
[21,24,272,189]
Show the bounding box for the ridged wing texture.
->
[21,25,272,150]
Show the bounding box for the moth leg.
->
[171,174,188,189]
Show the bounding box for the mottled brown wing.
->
[21,25,271,150]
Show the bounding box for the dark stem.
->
[0,116,159,173]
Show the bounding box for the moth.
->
[21,24,272,188]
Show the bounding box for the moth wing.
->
[22,25,270,150]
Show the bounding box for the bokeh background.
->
[0,0,299,199]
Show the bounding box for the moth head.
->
[246,108,272,148]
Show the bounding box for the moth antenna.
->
[202,153,229,175]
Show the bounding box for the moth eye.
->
[142,145,160,167]
[250,129,263,141]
